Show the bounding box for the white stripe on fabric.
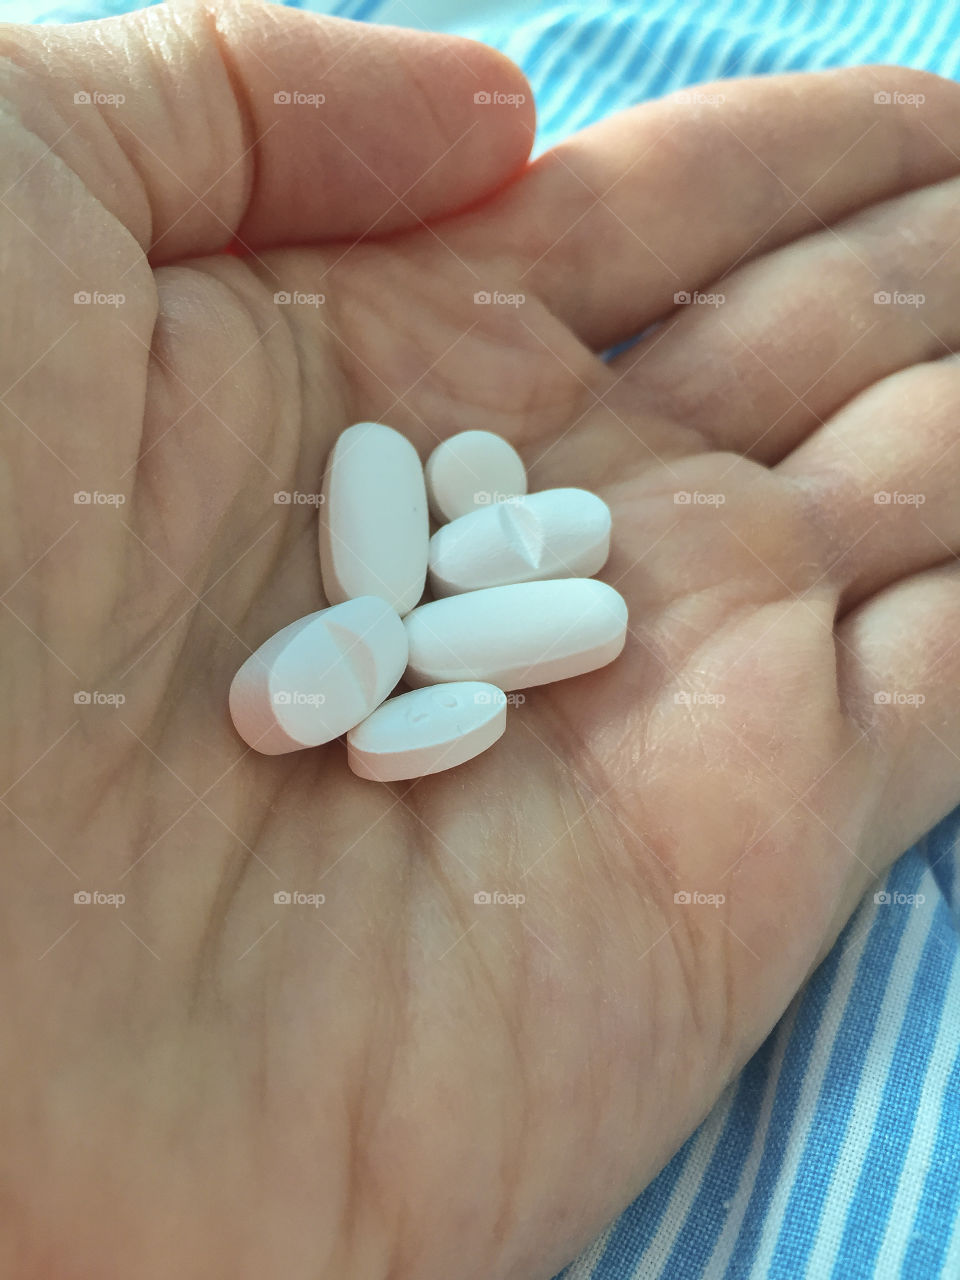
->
[633,7,715,91]
[699,1001,802,1276]
[556,18,645,138]
[624,1081,739,1279]
[533,16,613,153]
[742,900,881,1279]
[564,1221,617,1280]
[943,1197,960,1280]
[662,0,730,88]
[567,17,667,129]
[674,0,770,88]
[813,0,912,73]
[793,873,940,1278]
[873,948,960,1277]
[913,2,960,76]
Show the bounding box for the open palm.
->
[3,6,960,1276]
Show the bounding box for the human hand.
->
[2,5,959,1274]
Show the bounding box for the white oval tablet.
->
[347,682,507,781]
[404,579,628,691]
[428,488,611,596]
[425,430,527,522]
[229,596,407,754]
[319,422,428,616]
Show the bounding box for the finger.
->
[775,356,960,611]
[468,65,960,349]
[2,2,533,261]
[837,560,960,861]
[607,173,960,462]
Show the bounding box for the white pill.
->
[425,430,527,522]
[428,488,611,596]
[347,682,507,781]
[229,596,407,755]
[319,422,428,616]
[404,579,628,691]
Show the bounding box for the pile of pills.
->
[229,425,628,781]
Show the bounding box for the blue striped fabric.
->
[17,0,960,1275]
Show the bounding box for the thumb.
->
[2,1,534,260]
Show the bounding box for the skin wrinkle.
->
[390,768,531,1270]
[0,45,153,248]
[467,924,528,1268]
[186,769,274,1015]
[128,5,247,255]
[79,54,156,252]
[138,258,296,567]
[487,819,543,1269]
[342,814,415,1274]
[208,4,259,251]
[351,784,446,1276]
[121,298,244,746]
[241,251,354,513]
[397,38,458,184]
[323,238,594,446]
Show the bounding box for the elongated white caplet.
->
[319,422,428,616]
[404,578,628,691]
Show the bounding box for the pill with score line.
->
[425,430,527,522]
[403,578,628,691]
[428,487,612,596]
[319,422,429,616]
[229,596,408,754]
[347,682,507,781]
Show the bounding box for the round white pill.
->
[425,430,527,522]
[229,596,408,755]
[319,422,429,616]
[428,488,611,596]
[347,682,507,781]
[404,578,628,691]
